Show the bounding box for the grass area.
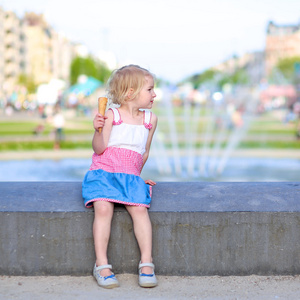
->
[1,140,299,152]
[0,122,51,136]
[0,140,92,151]
[0,108,299,151]
[0,120,294,136]
[0,121,93,136]
[239,140,300,149]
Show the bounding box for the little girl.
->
[82,65,158,289]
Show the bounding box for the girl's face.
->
[135,76,156,109]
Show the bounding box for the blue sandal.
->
[93,264,119,289]
[138,262,158,288]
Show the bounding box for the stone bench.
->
[0,182,299,276]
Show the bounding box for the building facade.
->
[265,21,300,76]
[0,7,5,101]
[1,9,26,97]
[0,8,76,100]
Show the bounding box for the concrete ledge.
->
[0,182,300,276]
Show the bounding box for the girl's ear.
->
[127,88,134,99]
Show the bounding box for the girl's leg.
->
[125,205,153,274]
[93,201,114,277]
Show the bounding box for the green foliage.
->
[217,68,249,88]
[276,56,300,82]
[17,73,37,93]
[188,67,249,89]
[97,63,111,84]
[70,56,111,85]
[191,69,217,89]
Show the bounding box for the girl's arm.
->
[92,109,114,155]
[142,113,158,186]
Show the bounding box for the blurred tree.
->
[276,56,300,82]
[17,74,37,93]
[190,69,217,89]
[70,56,111,85]
[189,67,248,89]
[96,62,112,84]
[217,68,249,88]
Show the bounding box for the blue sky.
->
[1,0,300,83]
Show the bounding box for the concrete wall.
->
[0,182,300,276]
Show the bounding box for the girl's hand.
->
[93,113,108,132]
[145,179,156,186]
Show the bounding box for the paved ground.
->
[1,274,300,300]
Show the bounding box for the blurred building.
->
[0,8,78,99]
[0,7,4,101]
[22,12,75,85]
[265,21,300,76]
[214,51,265,84]
[1,9,26,97]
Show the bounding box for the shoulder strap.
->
[109,107,122,125]
[143,110,153,129]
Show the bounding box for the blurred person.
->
[82,65,158,289]
[293,102,300,139]
[33,123,44,136]
[53,105,65,149]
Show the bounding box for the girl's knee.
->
[127,205,149,217]
[94,201,114,217]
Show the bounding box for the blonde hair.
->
[106,65,155,105]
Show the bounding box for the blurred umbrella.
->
[65,76,102,97]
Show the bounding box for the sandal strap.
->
[140,273,154,277]
[104,274,116,280]
[95,264,112,272]
[139,262,155,270]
